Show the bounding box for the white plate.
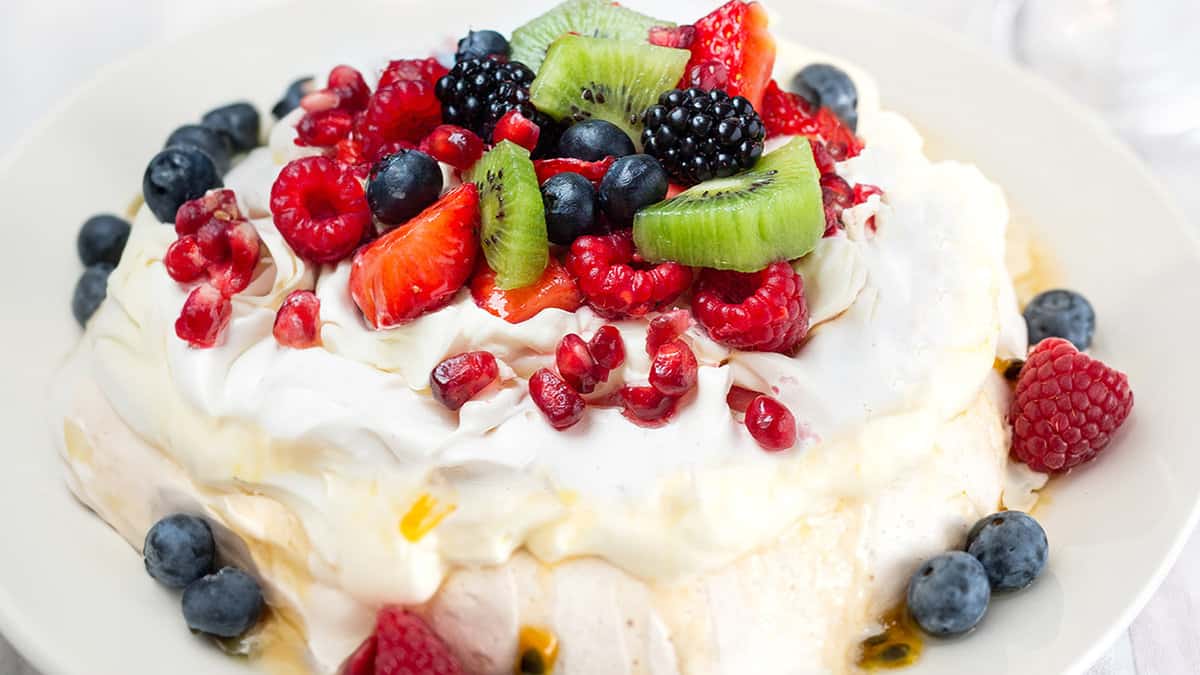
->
[1,1,1197,673]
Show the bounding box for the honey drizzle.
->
[856,604,923,670]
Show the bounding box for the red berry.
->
[649,339,698,396]
[339,634,377,675]
[760,79,818,139]
[373,606,461,675]
[854,183,884,204]
[725,385,760,412]
[683,60,730,91]
[164,235,206,283]
[325,65,371,113]
[174,189,240,237]
[358,80,443,159]
[529,368,586,430]
[588,325,626,372]
[646,309,690,356]
[273,290,321,349]
[565,231,693,319]
[745,395,797,451]
[685,0,775,110]
[817,107,864,160]
[270,156,371,263]
[379,57,449,90]
[470,258,583,324]
[619,385,678,426]
[296,108,355,147]
[533,157,615,186]
[556,334,601,394]
[649,25,696,49]
[693,262,809,353]
[419,125,485,171]
[195,219,230,263]
[430,351,500,410]
[810,140,836,176]
[207,220,261,297]
[492,109,541,151]
[175,284,232,348]
[1010,338,1134,473]
[821,173,854,236]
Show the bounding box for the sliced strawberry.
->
[817,107,864,160]
[470,258,582,323]
[350,184,480,328]
[533,157,615,186]
[686,0,775,110]
[761,79,819,139]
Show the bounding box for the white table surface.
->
[2,1,1197,673]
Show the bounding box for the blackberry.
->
[435,57,555,149]
[640,88,766,186]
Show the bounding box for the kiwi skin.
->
[470,141,549,290]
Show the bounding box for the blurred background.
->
[1,0,1197,673]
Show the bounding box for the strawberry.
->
[532,157,615,186]
[685,0,776,111]
[350,184,480,328]
[470,258,582,323]
[760,79,819,139]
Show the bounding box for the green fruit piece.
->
[469,140,549,290]
[632,138,825,272]
[511,0,674,73]
[530,35,690,146]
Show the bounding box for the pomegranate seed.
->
[174,189,240,237]
[175,284,232,348]
[726,385,760,413]
[685,60,730,91]
[419,125,485,171]
[195,219,230,263]
[164,235,206,283]
[649,339,698,396]
[296,108,355,147]
[646,310,690,356]
[588,325,625,372]
[299,89,340,113]
[810,141,836,176]
[492,109,540,151]
[745,395,797,451]
[430,351,500,410]
[619,385,678,426]
[648,25,696,49]
[529,368,586,430]
[326,65,370,112]
[821,174,854,237]
[556,333,601,394]
[853,183,884,204]
[273,290,321,349]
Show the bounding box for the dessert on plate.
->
[55,1,1135,673]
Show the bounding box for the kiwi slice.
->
[632,138,826,272]
[530,36,690,146]
[511,0,674,73]
[469,141,549,290]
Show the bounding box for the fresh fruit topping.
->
[725,384,760,412]
[206,220,261,297]
[270,156,371,263]
[634,137,823,271]
[760,79,818,139]
[296,108,356,147]
[166,125,233,175]
[557,333,603,393]
[565,230,693,318]
[648,25,696,49]
[175,284,233,348]
[791,63,858,132]
[358,79,444,158]
[471,258,583,323]
[273,290,321,349]
[431,351,501,410]
[693,262,808,353]
[143,514,215,589]
[510,0,675,72]
[374,607,462,675]
[378,57,449,90]
[744,394,796,451]
[493,108,542,151]
[181,567,264,638]
[588,324,626,371]
[685,0,775,111]
[821,172,854,236]
[598,154,669,226]
[966,511,1048,592]
[77,214,130,267]
[350,185,480,328]
[542,172,597,245]
[1010,338,1133,473]
[272,76,314,119]
[641,88,765,185]
[619,385,678,425]
[558,119,636,162]
[202,101,261,153]
[649,339,698,396]
[143,146,223,223]
[436,58,545,142]
[533,156,615,185]
[72,264,112,327]
[816,107,864,161]
[470,141,550,290]
[682,59,731,91]
[174,188,240,236]
[165,236,207,283]
[529,368,586,430]
[367,150,445,228]
[456,29,512,62]
[1023,289,1096,351]
[419,125,486,171]
[309,65,371,113]
[646,309,690,355]
[340,635,377,675]
[516,626,559,675]
[530,35,690,145]
[196,219,231,262]
[907,552,990,637]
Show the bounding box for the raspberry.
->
[492,108,540,150]
[430,351,500,410]
[556,334,602,394]
[588,325,625,372]
[174,189,240,237]
[745,394,797,451]
[379,57,449,90]
[206,220,261,297]
[373,606,462,675]
[565,231,693,319]
[270,156,371,263]
[358,79,443,159]
[1010,338,1134,473]
[175,284,232,348]
[340,634,377,675]
[619,385,678,426]
[164,235,206,283]
[296,108,355,147]
[529,368,586,430]
[649,339,698,396]
[646,309,690,356]
[693,262,808,353]
[419,125,485,171]
[273,290,321,349]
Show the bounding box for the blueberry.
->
[143,514,216,589]
[182,567,264,638]
[143,146,222,223]
[272,76,314,119]
[906,551,990,636]
[791,63,858,132]
[77,214,130,267]
[598,154,668,226]
[165,124,232,175]
[967,511,1048,592]
[559,120,636,162]
[1023,289,1095,350]
[367,150,444,227]
[456,30,511,62]
[201,102,260,153]
[72,263,113,327]
[541,172,596,245]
